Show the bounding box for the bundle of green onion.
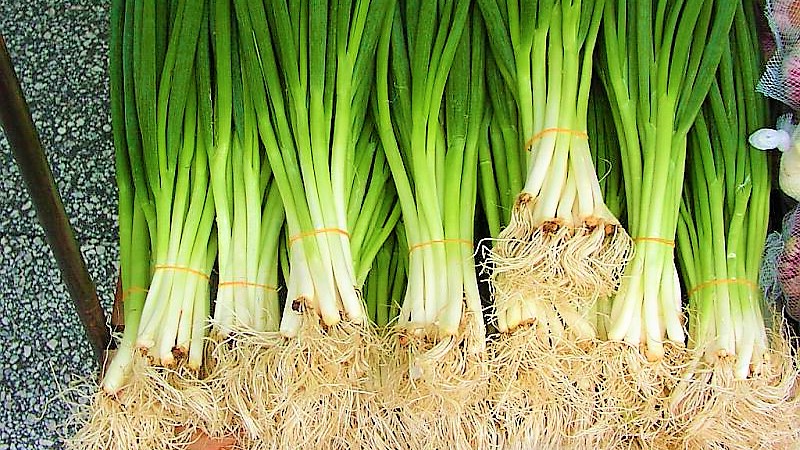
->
[669,1,800,446]
[598,0,735,360]
[476,0,628,446]
[74,0,226,448]
[373,0,491,446]
[479,0,630,339]
[208,0,284,338]
[232,0,398,446]
[129,0,217,372]
[67,0,800,448]
[596,0,737,445]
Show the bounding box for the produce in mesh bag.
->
[757,0,800,111]
[778,206,800,316]
[750,114,800,201]
[752,0,800,322]
[779,213,800,295]
[760,204,800,321]
[750,113,800,321]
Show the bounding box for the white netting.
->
[760,203,800,321]
[757,0,800,111]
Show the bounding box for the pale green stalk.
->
[132,0,215,367]
[236,0,393,337]
[375,0,484,342]
[599,0,737,359]
[676,0,771,378]
[477,0,616,335]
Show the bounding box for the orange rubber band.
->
[634,236,676,248]
[687,278,758,298]
[218,281,278,291]
[408,238,473,254]
[525,128,589,150]
[153,264,211,280]
[288,227,350,244]
[121,286,148,300]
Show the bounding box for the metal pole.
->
[0,32,110,364]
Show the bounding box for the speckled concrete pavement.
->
[0,2,117,449]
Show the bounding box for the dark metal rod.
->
[0,32,110,364]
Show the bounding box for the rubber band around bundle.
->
[121,286,148,300]
[218,280,278,291]
[288,227,350,245]
[153,264,211,281]
[525,128,589,150]
[687,278,759,298]
[634,236,676,247]
[408,238,473,254]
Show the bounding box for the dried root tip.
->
[541,219,566,234]
[512,192,535,220]
[489,211,632,321]
[202,332,283,446]
[66,352,239,450]
[381,315,491,450]
[667,333,800,449]
[489,328,605,449]
[588,341,691,449]
[270,311,383,449]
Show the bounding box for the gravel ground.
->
[0,2,117,449]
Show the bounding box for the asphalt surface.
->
[0,2,117,449]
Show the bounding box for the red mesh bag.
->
[757,0,800,111]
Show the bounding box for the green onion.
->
[364,230,406,328]
[233,0,396,446]
[477,53,524,239]
[376,0,481,344]
[133,0,216,369]
[677,36,770,376]
[476,1,627,445]
[587,79,626,339]
[598,0,736,361]
[668,1,800,446]
[478,0,629,340]
[236,0,393,336]
[209,0,283,335]
[101,0,152,394]
[374,2,490,447]
[349,122,402,293]
[593,2,737,443]
[104,0,217,391]
[587,81,626,227]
